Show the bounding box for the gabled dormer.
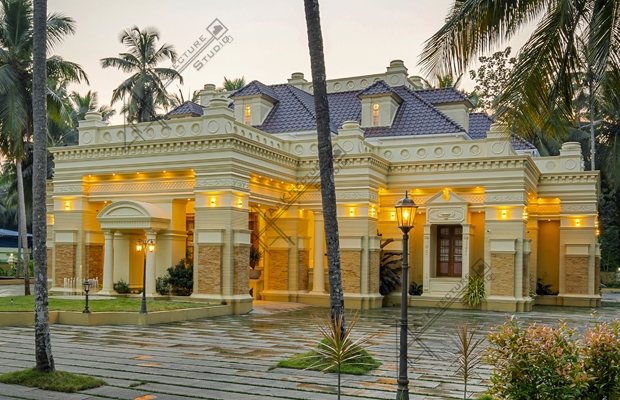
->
[357,80,403,128]
[229,80,279,126]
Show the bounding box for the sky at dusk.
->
[49,0,536,124]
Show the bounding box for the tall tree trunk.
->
[15,159,30,295]
[303,0,345,324]
[590,104,596,171]
[33,0,55,373]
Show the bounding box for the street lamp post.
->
[82,280,92,314]
[394,191,417,400]
[136,238,155,314]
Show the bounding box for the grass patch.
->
[275,347,381,375]
[0,296,214,312]
[0,367,105,393]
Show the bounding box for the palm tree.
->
[0,0,87,295]
[222,76,245,91]
[32,0,54,372]
[101,26,183,123]
[419,0,620,144]
[303,0,345,327]
[168,87,200,108]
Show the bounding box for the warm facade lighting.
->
[349,208,355,216]
[148,243,155,252]
[245,104,251,124]
[442,189,450,201]
[210,198,216,207]
[136,242,143,252]
[391,212,396,220]
[65,202,70,211]
[575,219,581,227]
[501,210,507,219]
[372,103,379,126]
[395,191,417,230]
[522,208,528,220]
[237,198,243,208]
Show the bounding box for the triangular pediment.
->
[425,190,468,205]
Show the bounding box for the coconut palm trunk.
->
[303,0,345,325]
[32,0,55,373]
[15,159,30,295]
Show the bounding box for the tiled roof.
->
[168,101,204,117]
[254,84,319,133]
[358,80,401,100]
[468,113,494,140]
[364,86,465,137]
[229,80,279,101]
[468,113,537,150]
[415,87,474,108]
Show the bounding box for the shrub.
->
[579,318,620,399]
[486,317,588,400]
[113,279,131,294]
[462,274,486,307]
[408,281,423,296]
[536,278,558,295]
[156,276,170,295]
[167,258,193,296]
[379,238,402,296]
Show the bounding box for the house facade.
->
[47,60,600,313]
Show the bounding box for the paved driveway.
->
[0,300,618,400]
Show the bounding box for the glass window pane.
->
[440,228,449,235]
[454,227,462,235]
[454,263,462,275]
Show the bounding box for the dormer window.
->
[373,104,380,126]
[357,80,403,128]
[244,104,251,125]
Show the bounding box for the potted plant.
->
[249,246,262,279]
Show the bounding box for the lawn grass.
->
[0,296,213,312]
[0,367,105,393]
[275,348,381,375]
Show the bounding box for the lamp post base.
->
[396,386,409,400]
[140,297,148,314]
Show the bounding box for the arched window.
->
[244,104,251,125]
[372,103,379,126]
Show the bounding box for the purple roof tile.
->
[468,113,537,150]
[168,101,204,117]
[229,80,279,101]
[358,80,402,101]
[364,86,465,137]
[415,87,474,108]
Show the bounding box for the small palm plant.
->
[451,322,485,399]
[462,274,486,307]
[310,312,374,399]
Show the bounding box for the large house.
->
[47,60,600,313]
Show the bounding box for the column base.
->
[191,293,253,314]
[96,290,118,296]
[263,290,384,309]
[556,294,601,307]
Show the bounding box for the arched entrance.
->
[96,201,170,295]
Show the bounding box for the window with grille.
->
[244,104,251,125]
[372,103,379,126]
[436,225,463,277]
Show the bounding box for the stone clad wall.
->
[595,257,600,294]
[297,250,309,291]
[341,250,361,293]
[54,244,76,287]
[522,253,530,297]
[233,246,249,295]
[369,250,381,293]
[197,245,222,295]
[565,256,589,295]
[47,248,53,279]
[490,253,515,297]
[267,250,289,291]
[85,245,103,282]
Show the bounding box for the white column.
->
[101,230,115,294]
[145,230,157,295]
[311,211,325,293]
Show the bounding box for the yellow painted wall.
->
[470,212,485,271]
[537,220,560,292]
[410,212,425,285]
